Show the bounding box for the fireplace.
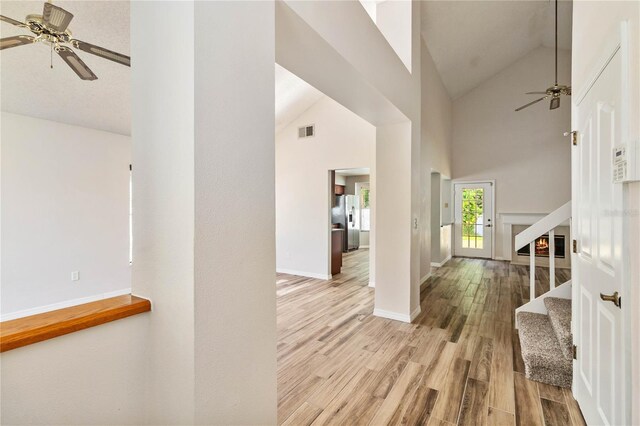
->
[517,234,565,258]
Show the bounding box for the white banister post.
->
[530,241,536,301]
[549,229,555,290]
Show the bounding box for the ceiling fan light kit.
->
[515,0,571,112]
[0,1,130,81]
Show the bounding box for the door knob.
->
[600,291,621,308]
[485,224,492,227]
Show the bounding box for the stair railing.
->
[514,201,571,301]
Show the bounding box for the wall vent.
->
[298,124,315,139]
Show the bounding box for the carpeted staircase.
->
[517,297,573,388]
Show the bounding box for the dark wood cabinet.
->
[331,230,344,275]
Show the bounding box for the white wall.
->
[1,112,131,320]
[376,0,412,72]
[430,173,441,265]
[276,96,375,279]
[420,39,453,280]
[131,2,195,422]
[572,2,640,423]
[452,46,572,260]
[132,1,278,424]
[0,113,141,426]
[375,121,413,319]
[1,314,148,425]
[193,2,277,423]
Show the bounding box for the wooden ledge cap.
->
[0,295,151,352]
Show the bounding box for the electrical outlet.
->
[71,271,79,281]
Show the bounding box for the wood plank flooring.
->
[277,251,583,426]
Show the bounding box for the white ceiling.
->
[275,63,324,134]
[0,1,572,135]
[421,0,572,99]
[1,1,130,135]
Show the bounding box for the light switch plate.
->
[71,271,79,281]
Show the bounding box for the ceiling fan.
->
[0,1,130,81]
[515,0,570,112]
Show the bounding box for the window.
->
[461,188,484,249]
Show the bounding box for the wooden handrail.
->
[0,295,151,352]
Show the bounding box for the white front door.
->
[572,32,628,425]
[454,182,493,258]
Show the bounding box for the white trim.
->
[430,254,451,268]
[368,281,375,288]
[277,269,331,280]
[360,245,370,249]
[420,273,432,285]
[0,288,132,322]
[373,308,412,323]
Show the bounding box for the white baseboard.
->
[360,245,370,249]
[430,254,452,268]
[495,256,509,261]
[373,308,412,323]
[0,288,132,322]
[368,281,375,288]
[276,269,331,280]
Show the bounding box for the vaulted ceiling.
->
[421,0,572,99]
[0,1,130,135]
[275,64,324,134]
[0,1,573,136]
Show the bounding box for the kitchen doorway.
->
[330,168,372,284]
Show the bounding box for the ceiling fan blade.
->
[525,92,548,95]
[550,97,560,110]
[42,2,74,32]
[56,46,97,80]
[0,35,35,50]
[71,39,130,67]
[515,96,547,112]
[0,15,28,28]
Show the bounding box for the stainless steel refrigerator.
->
[331,194,360,252]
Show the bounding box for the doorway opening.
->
[330,168,371,282]
[453,181,495,259]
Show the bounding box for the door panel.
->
[454,182,493,259]
[573,47,626,426]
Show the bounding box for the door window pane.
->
[462,188,484,249]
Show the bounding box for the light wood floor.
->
[277,250,584,426]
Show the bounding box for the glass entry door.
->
[454,182,493,258]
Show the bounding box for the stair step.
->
[517,311,572,388]
[544,297,573,361]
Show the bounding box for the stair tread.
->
[517,311,572,388]
[544,297,573,360]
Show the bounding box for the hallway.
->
[276,253,583,425]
